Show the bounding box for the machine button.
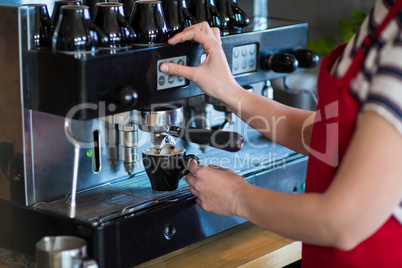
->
[241,48,247,57]
[168,75,175,84]
[177,76,184,82]
[233,61,239,71]
[248,59,255,68]
[158,76,166,86]
[177,59,184,65]
[164,223,177,240]
[249,46,255,55]
[233,48,240,58]
[241,60,247,69]
[158,62,164,72]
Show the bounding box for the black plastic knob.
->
[291,49,319,68]
[262,53,298,73]
[115,86,138,109]
[168,126,244,152]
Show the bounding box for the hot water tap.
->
[108,111,139,175]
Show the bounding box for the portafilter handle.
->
[167,126,244,152]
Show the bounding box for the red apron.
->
[302,1,402,267]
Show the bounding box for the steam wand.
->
[271,77,318,105]
[64,118,80,218]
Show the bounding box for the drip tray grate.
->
[33,173,189,222]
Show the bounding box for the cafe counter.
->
[0,222,301,267]
[136,221,301,267]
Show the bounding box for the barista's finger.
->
[195,197,203,208]
[187,185,199,196]
[170,22,215,43]
[159,62,196,81]
[211,27,222,45]
[168,30,211,46]
[187,159,204,176]
[208,164,226,171]
[185,172,197,185]
[183,21,215,35]
[168,25,217,46]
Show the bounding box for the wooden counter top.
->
[0,222,301,268]
[136,222,301,268]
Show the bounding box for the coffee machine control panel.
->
[28,19,310,119]
[232,43,258,75]
[157,56,188,90]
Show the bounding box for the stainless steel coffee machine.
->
[0,0,317,266]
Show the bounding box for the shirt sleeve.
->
[362,36,402,136]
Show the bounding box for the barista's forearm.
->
[233,110,402,250]
[219,85,315,155]
[233,184,339,248]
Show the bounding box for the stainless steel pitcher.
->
[35,236,98,268]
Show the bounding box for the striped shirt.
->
[331,0,402,223]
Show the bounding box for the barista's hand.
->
[159,22,240,101]
[185,160,248,216]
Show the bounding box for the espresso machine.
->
[0,0,317,266]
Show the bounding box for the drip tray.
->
[33,173,190,223]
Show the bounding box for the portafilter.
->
[135,102,244,152]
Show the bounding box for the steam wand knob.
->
[290,49,319,68]
[261,53,299,73]
[112,86,138,110]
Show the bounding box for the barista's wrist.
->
[231,181,253,218]
[215,82,247,109]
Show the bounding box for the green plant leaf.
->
[307,9,367,57]
[339,9,367,42]
[339,18,356,43]
[307,36,337,57]
[351,9,368,24]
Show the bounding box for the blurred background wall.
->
[238,0,376,40]
[235,0,377,110]
[268,0,375,40]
